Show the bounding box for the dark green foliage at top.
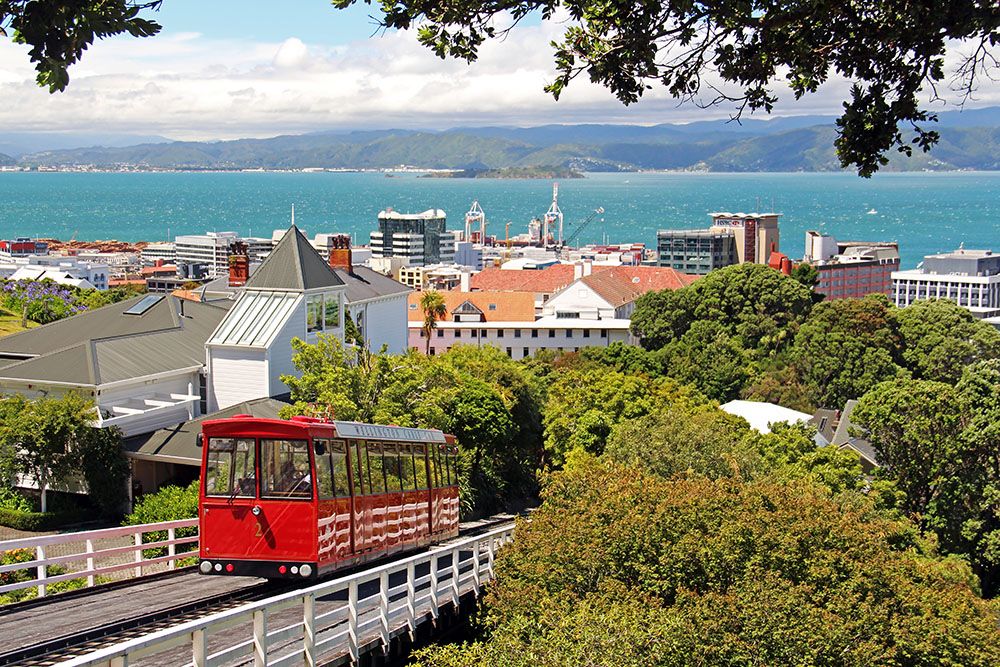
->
[0,1,162,92]
[896,299,1000,384]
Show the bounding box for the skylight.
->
[123,294,164,316]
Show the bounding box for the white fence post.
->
[472,540,481,596]
[85,539,95,587]
[348,579,359,663]
[303,593,316,667]
[133,532,143,577]
[110,656,127,667]
[487,536,496,578]
[192,628,208,667]
[429,555,439,622]
[167,527,176,570]
[379,570,390,652]
[36,544,46,598]
[405,560,416,639]
[450,546,460,606]
[253,608,268,667]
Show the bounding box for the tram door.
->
[351,441,370,553]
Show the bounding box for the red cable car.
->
[197,416,460,579]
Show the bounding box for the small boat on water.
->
[867,208,878,215]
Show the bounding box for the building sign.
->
[333,421,446,443]
[712,217,756,228]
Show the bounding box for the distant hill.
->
[15,107,1000,172]
[0,153,15,167]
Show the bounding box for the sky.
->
[0,0,997,141]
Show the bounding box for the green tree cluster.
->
[415,460,1000,667]
[280,337,543,517]
[0,392,127,516]
[630,266,1000,409]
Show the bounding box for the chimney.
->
[459,271,470,293]
[574,262,583,280]
[328,234,353,274]
[583,260,593,277]
[228,240,250,287]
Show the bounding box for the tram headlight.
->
[300,564,313,577]
[199,560,213,574]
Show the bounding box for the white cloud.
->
[0,21,995,140]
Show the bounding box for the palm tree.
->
[420,290,447,355]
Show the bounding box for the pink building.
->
[804,231,899,300]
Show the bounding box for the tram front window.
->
[205,438,256,497]
[261,439,313,499]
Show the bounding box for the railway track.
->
[0,514,520,666]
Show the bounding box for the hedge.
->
[0,507,90,532]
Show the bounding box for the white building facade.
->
[892,249,1000,318]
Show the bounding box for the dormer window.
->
[307,293,341,333]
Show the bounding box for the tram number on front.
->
[254,522,264,538]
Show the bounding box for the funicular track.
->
[0,514,518,666]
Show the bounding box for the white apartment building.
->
[0,255,110,290]
[892,248,1000,318]
[174,232,239,277]
[141,242,176,266]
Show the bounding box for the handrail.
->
[61,523,515,667]
[0,518,199,598]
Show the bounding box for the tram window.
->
[383,443,403,492]
[431,446,442,488]
[205,438,256,497]
[367,442,386,494]
[314,439,335,499]
[413,445,429,489]
[355,442,368,496]
[330,440,350,498]
[400,445,417,491]
[260,439,312,499]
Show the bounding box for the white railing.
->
[62,523,515,667]
[0,518,199,598]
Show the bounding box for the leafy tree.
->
[631,264,813,355]
[0,0,162,92]
[658,320,752,402]
[896,299,1000,384]
[419,290,447,355]
[543,368,703,465]
[415,460,1000,666]
[741,362,816,413]
[0,392,125,514]
[787,295,907,408]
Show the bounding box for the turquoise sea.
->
[1,171,999,269]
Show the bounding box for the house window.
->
[601,329,608,337]
[523,347,529,357]
[324,296,340,329]
[198,373,208,416]
[455,330,461,339]
[567,330,573,339]
[548,330,555,338]
[307,295,323,333]
[514,329,521,338]
[488,304,497,311]
[506,347,512,357]
[583,329,590,338]
[556,312,580,319]
[531,330,539,338]
[480,329,487,338]
[436,329,444,338]
[497,329,504,338]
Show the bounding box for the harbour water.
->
[1,171,999,268]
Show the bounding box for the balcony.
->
[96,392,200,437]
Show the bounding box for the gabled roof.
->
[470,264,612,294]
[0,296,231,386]
[332,266,411,303]
[124,397,289,465]
[453,300,484,315]
[831,399,880,468]
[407,291,536,323]
[243,225,344,292]
[208,291,300,348]
[578,266,697,307]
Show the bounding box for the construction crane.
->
[543,182,563,246]
[464,200,486,243]
[504,221,513,263]
[562,207,605,248]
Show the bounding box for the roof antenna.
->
[291,204,296,228]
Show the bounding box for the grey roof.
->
[332,266,411,303]
[0,294,183,359]
[124,397,289,464]
[0,296,231,386]
[244,225,344,292]
[831,399,880,468]
[208,291,300,348]
[811,408,838,445]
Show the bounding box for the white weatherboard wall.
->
[209,347,268,411]
[543,282,615,320]
[97,373,201,436]
[351,293,408,354]
[267,302,307,398]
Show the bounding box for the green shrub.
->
[122,481,199,557]
[0,486,33,513]
[0,507,88,531]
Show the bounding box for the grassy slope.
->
[0,309,37,338]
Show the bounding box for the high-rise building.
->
[892,248,1000,318]
[370,209,453,267]
[709,212,780,264]
[803,231,900,300]
[174,232,238,277]
[656,229,737,274]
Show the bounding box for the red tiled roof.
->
[469,264,612,294]
[579,266,697,307]
[407,291,536,322]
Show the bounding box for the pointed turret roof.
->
[244,225,344,291]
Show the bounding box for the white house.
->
[206,225,347,411]
[542,265,696,320]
